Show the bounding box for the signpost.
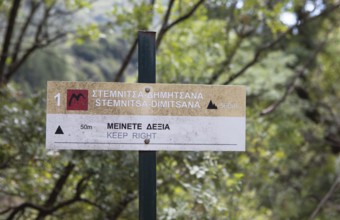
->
[45,31,246,220]
[138,31,156,220]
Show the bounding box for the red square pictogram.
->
[67,89,88,110]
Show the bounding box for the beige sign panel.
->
[47,81,245,117]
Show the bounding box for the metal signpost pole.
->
[138,31,157,220]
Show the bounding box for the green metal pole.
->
[138,31,156,220]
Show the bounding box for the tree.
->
[112,0,205,82]
[1,0,340,219]
[0,0,92,86]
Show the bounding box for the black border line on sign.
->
[54,142,237,146]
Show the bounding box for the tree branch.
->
[108,192,138,220]
[6,172,93,220]
[6,202,46,220]
[155,0,175,48]
[28,162,75,220]
[0,207,12,215]
[113,0,205,82]
[208,37,243,84]
[43,172,93,217]
[79,198,105,211]
[309,176,340,220]
[0,0,22,85]
[10,1,41,66]
[156,0,205,49]
[44,162,75,208]
[220,2,340,85]
[4,0,66,84]
[5,32,67,82]
[165,0,205,33]
[259,70,300,116]
[113,38,138,82]
[33,1,56,44]
[222,27,294,85]
[260,32,329,116]
[113,1,157,82]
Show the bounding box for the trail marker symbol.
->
[55,126,64,134]
[67,89,88,110]
[207,100,218,109]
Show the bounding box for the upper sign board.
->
[46,81,246,151]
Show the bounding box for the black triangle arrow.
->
[55,126,64,134]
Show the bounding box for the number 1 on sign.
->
[54,93,61,106]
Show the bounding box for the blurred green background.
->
[0,0,339,219]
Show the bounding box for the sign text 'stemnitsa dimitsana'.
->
[46,81,246,151]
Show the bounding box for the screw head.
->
[144,139,150,144]
[145,87,150,93]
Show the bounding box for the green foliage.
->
[65,0,92,10]
[0,0,11,14]
[158,14,224,83]
[0,85,140,219]
[1,0,340,219]
[13,48,70,93]
[111,1,154,40]
[70,37,135,82]
[76,24,101,44]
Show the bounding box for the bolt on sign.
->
[46,81,246,151]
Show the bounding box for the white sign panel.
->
[46,81,246,151]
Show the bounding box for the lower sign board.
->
[46,81,246,151]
